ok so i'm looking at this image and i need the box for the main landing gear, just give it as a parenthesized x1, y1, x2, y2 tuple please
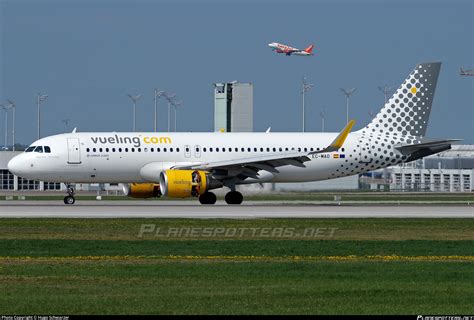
(199, 191, 217, 205)
(225, 191, 243, 205)
(198, 191, 244, 205)
(64, 184, 75, 205)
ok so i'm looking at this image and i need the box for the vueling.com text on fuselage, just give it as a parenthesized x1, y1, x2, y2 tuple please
(90, 135, 172, 148)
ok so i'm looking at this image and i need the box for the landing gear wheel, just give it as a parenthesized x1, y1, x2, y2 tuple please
(64, 196, 75, 205)
(225, 191, 243, 205)
(199, 192, 217, 205)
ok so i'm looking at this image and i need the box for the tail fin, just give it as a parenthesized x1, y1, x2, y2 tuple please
(363, 62, 441, 137)
(304, 44, 314, 54)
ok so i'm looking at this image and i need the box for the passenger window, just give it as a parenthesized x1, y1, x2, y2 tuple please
(241, 147, 244, 152)
(138, 148, 141, 152)
(118, 148, 122, 152)
(279, 147, 282, 152)
(25, 146, 35, 152)
(304, 147, 307, 152)
(216, 148, 219, 152)
(298, 147, 301, 152)
(222, 148, 225, 152)
(285, 147, 289, 151)
(203, 148, 207, 152)
(228, 148, 232, 152)
(260, 147, 263, 152)
(131, 148, 135, 152)
(272, 148, 276, 152)
(125, 148, 128, 152)
(106, 148, 109, 152)
(86, 148, 90, 153)
(310, 148, 314, 152)
(266, 147, 270, 152)
(177, 148, 180, 152)
(254, 147, 257, 152)
(99, 148, 103, 152)
(235, 148, 238, 152)
(151, 148, 154, 152)
(342, 148, 345, 152)
(247, 148, 251, 152)
(163, 148, 167, 152)
(34, 146, 43, 153)
(93, 148, 97, 152)
(210, 148, 213, 152)
(157, 148, 161, 152)
(170, 148, 174, 152)
(112, 148, 116, 152)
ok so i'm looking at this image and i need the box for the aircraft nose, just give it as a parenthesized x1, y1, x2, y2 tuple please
(8, 155, 26, 176)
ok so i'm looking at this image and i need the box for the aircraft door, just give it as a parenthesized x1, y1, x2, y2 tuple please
(184, 145, 191, 158)
(194, 145, 201, 158)
(67, 138, 82, 164)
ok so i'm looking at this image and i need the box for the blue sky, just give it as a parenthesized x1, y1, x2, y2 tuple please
(0, 0, 472, 145)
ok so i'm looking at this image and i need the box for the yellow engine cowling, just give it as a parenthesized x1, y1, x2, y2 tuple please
(159, 170, 209, 198)
(124, 183, 161, 198)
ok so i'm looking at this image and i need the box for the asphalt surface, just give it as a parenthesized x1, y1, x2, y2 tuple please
(0, 201, 472, 218)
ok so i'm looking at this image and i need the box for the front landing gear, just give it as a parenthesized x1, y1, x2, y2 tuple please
(225, 191, 243, 205)
(63, 184, 76, 205)
(199, 192, 217, 205)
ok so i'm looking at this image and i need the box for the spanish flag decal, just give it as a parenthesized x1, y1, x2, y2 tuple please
(333, 154, 340, 159)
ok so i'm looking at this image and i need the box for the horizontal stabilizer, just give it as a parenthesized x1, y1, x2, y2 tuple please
(395, 139, 461, 155)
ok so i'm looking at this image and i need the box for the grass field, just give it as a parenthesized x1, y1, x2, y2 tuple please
(0, 218, 473, 314)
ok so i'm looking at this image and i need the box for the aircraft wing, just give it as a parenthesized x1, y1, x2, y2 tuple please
(172, 121, 355, 181)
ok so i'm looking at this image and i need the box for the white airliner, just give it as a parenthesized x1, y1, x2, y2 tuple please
(8, 62, 458, 205)
(268, 42, 315, 56)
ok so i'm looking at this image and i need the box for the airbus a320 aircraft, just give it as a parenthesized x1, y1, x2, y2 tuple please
(268, 42, 315, 56)
(8, 62, 458, 205)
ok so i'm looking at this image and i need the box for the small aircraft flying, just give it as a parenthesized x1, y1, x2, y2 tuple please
(268, 42, 315, 56)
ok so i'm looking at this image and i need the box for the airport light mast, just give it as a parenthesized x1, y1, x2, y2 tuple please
(378, 85, 393, 104)
(62, 119, 71, 131)
(173, 100, 182, 132)
(164, 92, 176, 132)
(153, 89, 166, 132)
(1, 104, 10, 149)
(128, 94, 142, 132)
(340, 87, 356, 125)
(37, 93, 48, 139)
(302, 77, 314, 132)
(6, 100, 15, 151)
(319, 108, 325, 132)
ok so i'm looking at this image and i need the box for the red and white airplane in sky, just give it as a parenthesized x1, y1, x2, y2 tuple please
(268, 42, 315, 56)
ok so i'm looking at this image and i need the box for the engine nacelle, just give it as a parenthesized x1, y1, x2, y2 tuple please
(123, 183, 161, 199)
(159, 170, 211, 198)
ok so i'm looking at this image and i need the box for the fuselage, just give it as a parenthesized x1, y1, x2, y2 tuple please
(7, 130, 412, 185)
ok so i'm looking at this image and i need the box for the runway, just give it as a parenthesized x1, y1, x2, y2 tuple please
(0, 201, 472, 218)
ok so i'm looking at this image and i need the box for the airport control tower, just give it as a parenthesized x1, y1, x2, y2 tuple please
(214, 81, 253, 132)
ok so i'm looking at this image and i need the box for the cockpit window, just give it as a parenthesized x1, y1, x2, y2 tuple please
(44, 146, 51, 153)
(34, 146, 43, 153)
(25, 146, 35, 152)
